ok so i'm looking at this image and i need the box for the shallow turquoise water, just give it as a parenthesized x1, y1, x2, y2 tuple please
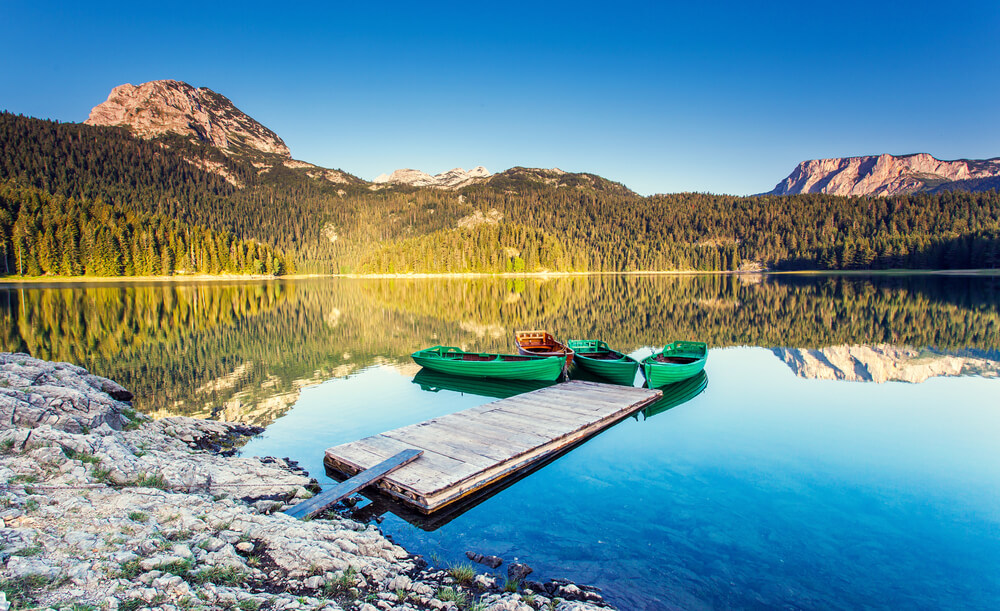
(3, 274, 998, 609)
(244, 347, 1000, 610)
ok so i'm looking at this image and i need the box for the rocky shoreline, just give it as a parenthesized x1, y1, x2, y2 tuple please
(0, 353, 612, 611)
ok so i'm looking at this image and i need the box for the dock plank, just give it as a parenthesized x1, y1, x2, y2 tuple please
(324, 380, 662, 512)
(382, 428, 506, 467)
(284, 449, 422, 519)
(426, 414, 550, 447)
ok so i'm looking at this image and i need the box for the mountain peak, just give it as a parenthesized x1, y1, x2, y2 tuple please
(85, 79, 290, 157)
(372, 166, 492, 189)
(769, 153, 1000, 196)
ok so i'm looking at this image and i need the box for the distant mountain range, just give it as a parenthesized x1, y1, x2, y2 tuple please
(373, 166, 492, 189)
(88, 79, 1000, 199)
(84, 79, 632, 195)
(769, 153, 1000, 197)
(2, 78, 998, 277)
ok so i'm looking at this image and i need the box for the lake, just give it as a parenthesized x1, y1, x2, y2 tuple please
(2, 274, 998, 609)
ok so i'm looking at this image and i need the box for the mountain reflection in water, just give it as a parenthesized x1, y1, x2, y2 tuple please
(0, 273, 997, 426)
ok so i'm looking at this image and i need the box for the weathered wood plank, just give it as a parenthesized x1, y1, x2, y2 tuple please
(425, 414, 550, 447)
(471, 409, 584, 437)
(324, 380, 663, 512)
(382, 428, 505, 468)
(334, 438, 457, 480)
(494, 395, 612, 416)
(285, 449, 422, 519)
(491, 396, 625, 422)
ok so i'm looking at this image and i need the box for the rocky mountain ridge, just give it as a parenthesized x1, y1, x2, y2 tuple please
(83, 79, 636, 195)
(86, 80, 291, 157)
(769, 153, 1000, 197)
(373, 166, 491, 189)
(81, 80, 994, 199)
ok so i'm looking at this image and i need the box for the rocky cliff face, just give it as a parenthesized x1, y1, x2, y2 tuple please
(773, 344, 1000, 384)
(373, 166, 491, 189)
(769, 153, 1000, 196)
(86, 80, 291, 157)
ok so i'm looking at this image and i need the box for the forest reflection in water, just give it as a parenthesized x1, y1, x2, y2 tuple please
(0, 273, 996, 426)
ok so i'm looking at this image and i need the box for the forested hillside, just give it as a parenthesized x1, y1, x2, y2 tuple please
(0, 182, 291, 276)
(1, 111, 998, 276)
(365, 188, 1000, 272)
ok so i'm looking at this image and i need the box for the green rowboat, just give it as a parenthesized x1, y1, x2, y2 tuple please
(567, 339, 639, 386)
(411, 346, 566, 382)
(640, 341, 708, 387)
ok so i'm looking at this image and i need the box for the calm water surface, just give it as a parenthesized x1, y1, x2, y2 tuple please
(2, 274, 998, 610)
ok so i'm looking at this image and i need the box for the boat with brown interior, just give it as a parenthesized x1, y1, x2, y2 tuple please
(514, 330, 575, 366)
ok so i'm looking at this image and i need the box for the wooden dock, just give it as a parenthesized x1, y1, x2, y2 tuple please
(324, 380, 662, 513)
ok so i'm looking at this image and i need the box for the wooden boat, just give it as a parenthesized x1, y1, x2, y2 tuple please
(412, 368, 553, 399)
(640, 341, 708, 387)
(411, 346, 566, 382)
(566, 339, 639, 386)
(514, 330, 575, 366)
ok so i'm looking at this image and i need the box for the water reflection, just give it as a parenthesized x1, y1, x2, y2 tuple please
(774, 344, 1000, 383)
(0, 274, 997, 426)
(640, 371, 709, 420)
(412, 368, 554, 399)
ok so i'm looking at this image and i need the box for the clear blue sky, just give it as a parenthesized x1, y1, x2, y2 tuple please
(2, 1, 998, 195)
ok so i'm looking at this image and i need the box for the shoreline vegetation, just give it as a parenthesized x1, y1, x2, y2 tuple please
(0, 353, 610, 610)
(1, 268, 998, 285)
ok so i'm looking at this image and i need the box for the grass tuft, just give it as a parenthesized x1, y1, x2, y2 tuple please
(117, 599, 146, 611)
(448, 562, 476, 585)
(189, 565, 247, 586)
(0, 574, 51, 607)
(321, 566, 357, 597)
(436, 586, 468, 605)
(118, 559, 142, 580)
(91, 465, 112, 483)
(63, 447, 101, 464)
(132, 473, 167, 489)
(158, 558, 196, 577)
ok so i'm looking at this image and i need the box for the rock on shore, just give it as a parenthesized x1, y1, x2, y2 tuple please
(0, 353, 611, 610)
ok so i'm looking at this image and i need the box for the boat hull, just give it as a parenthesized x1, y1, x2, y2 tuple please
(411, 346, 566, 382)
(576, 355, 640, 385)
(568, 339, 639, 386)
(641, 341, 708, 387)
